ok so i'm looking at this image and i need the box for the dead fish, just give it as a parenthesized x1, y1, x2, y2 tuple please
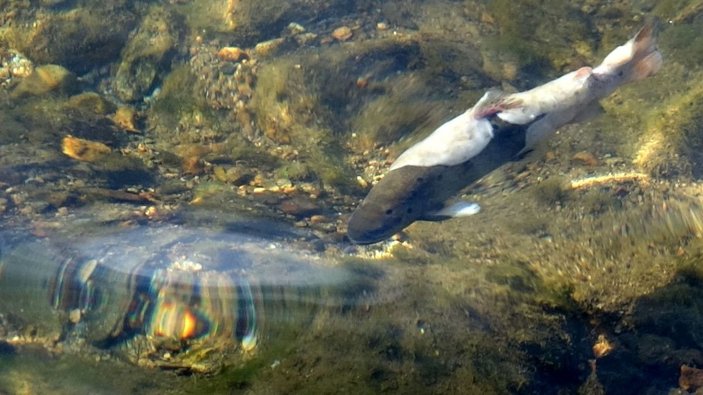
(497, 20, 662, 155)
(347, 21, 662, 245)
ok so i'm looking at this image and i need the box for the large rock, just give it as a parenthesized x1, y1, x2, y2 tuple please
(112, 7, 182, 102)
(2, 6, 137, 74)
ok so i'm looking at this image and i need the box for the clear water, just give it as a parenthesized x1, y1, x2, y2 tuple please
(1, 1, 703, 394)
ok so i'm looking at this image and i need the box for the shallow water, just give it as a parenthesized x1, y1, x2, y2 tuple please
(1, 0, 703, 394)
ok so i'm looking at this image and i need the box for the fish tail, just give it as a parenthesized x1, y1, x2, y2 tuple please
(630, 50, 663, 81)
(631, 19, 658, 60)
(594, 18, 662, 80)
(626, 19, 663, 81)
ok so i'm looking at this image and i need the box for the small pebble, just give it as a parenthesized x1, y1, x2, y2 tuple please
(112, 106, 139, 132)
(217, 46, 248, 62)
(69, 309, 81, 324)
(254, 38, 285, 56)
(287, 22, 306, 34)
(309, 214, 327, 224)
(332, 26, 353, 41)
(61, 135, 111, 162)
(572, 151, 599, 166)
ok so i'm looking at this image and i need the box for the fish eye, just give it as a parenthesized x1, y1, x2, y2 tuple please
(385, 209, 393, 215)
(406, 207, 413, 214)
(416, 177, 424, 183)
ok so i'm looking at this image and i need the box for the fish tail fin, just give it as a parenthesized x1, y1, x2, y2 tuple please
(626, 19, 663, 81)
(630, 50, 663, 81)
(632, 19, 658, 59)
(594, 18, 662, 80)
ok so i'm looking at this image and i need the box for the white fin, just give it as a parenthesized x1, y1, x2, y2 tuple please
(422, 201, 480, 221)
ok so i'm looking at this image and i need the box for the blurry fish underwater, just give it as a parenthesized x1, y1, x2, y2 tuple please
(347, 21, 663, 245)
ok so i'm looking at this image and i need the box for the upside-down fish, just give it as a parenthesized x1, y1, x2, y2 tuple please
(347, 21, 663, 245)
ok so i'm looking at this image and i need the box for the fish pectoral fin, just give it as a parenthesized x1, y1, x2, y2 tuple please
(513, 147, 534, 161)
(420, 201, 481, 221)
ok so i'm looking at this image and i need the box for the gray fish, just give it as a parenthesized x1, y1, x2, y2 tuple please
(347, 117, 527, 244)
(347, 21, 662, 245)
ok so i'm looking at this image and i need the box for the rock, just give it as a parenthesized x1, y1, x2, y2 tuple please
(217, 46, 249, 62)
(4, 6, 137, 74)
(572, 151, 599, 166)
(193, 0, 354, 47)
(287, 22, 306, 34)
(67, 92, 117, 115)
(112, 7, 181, 102)
(254, 38, 286, 57)
(278, 194, 322, 218)
(680, 365, 703, 392)
(68, 308, 81, 324)
(309, 214, 327, 224)
(61, 135, 112, 162)
(181, 156, 203, 175)
(0, 49, 34, 86)
(331, 26, 353, 41)
(226, 167, 255, 186)
(97, 154, 154, 188)
(12, 64, 77, 98)
(112, 106, 140, 132)
(592, 334, 614, 358)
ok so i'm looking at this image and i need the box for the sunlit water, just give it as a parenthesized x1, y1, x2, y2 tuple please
(1, 1, 703, 394)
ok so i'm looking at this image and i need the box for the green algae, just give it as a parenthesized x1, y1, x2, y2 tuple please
(484, 0, 592, 78)
(251, 55, 360, 192)
(0, 6, 137, 74)
(66, 92, 117, 116)
(660, 21, 703, 69)
(652, 0, 696, 20)
(11, 64, 77, 99)
(112, 6, 182, 102)
(150, 65, 211, 130)
(532, 176, 571, 206)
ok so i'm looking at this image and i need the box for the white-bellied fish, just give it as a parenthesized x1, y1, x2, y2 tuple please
(347, 21, 662, 245)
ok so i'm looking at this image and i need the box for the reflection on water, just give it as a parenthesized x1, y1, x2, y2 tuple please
(0, 0, 703, 393)
(0, 225, 363, 374)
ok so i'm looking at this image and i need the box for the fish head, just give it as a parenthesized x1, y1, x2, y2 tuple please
(347, 165, 450, 244)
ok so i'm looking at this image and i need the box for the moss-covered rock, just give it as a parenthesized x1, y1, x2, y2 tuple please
(1, 6, 137, 73)
(176, 0, 356, 46)
(482, 0, 594, 83)
(148, 64, 213, 132)
(112, 6, 182, 102)
(66, 92, 117, 115)
(11, 64, 77, 98)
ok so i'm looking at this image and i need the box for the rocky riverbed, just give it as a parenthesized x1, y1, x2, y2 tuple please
(1, 0, 703, 393)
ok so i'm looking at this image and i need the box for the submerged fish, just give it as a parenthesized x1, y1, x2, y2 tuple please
(347, 21, 663, 245)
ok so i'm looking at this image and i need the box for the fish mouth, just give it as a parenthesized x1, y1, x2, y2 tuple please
(347, 209, 406, 245)
(346, 219, 392, 245)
